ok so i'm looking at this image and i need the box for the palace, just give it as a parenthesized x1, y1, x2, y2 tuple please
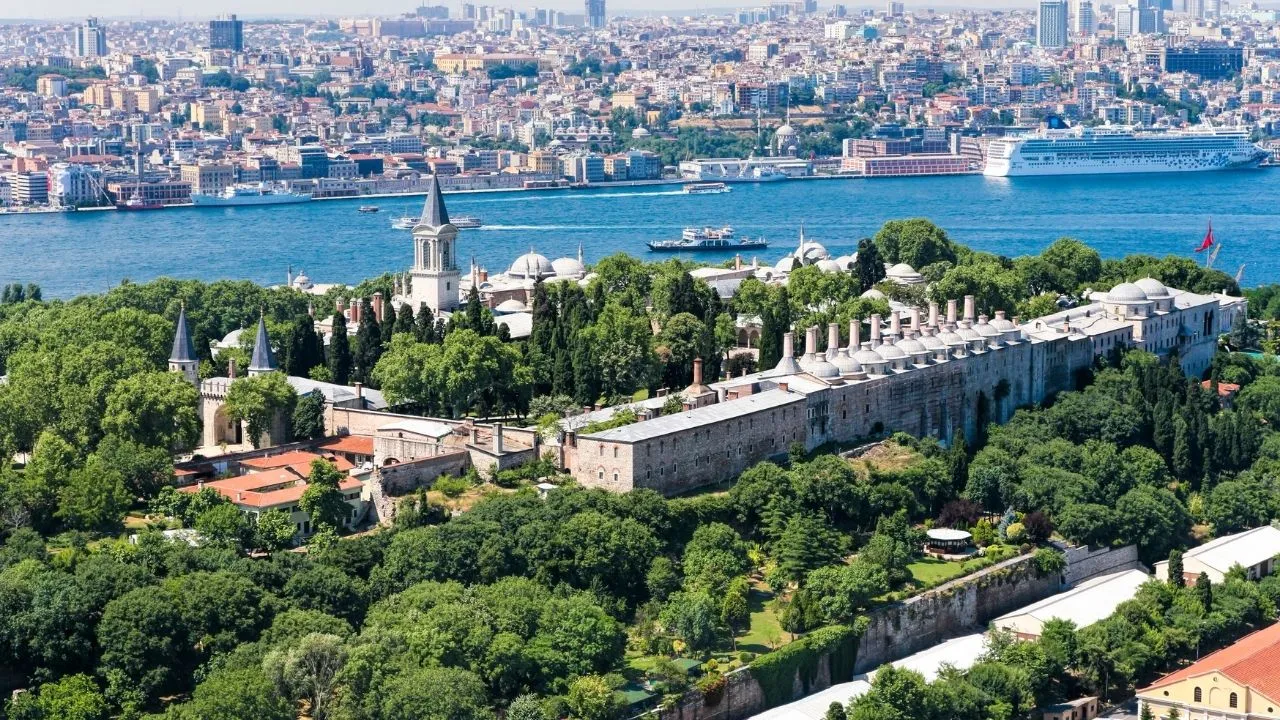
(563, 281, 1245, 496)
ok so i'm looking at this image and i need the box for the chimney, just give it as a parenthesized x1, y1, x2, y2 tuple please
(804, 326, 819, 357)
(827, 323, 840, 358)
(692, 357, 704, 386)
(197, 480, 204, 490)
(354, 382, 363, 399)
(911, 308, 921, 334)
(782, 331, 795, 360)
(963, 295, 976, 322)
(889, 311, 901, 337)
(928, 301, 939, 327)
(372, 292, 384, 323)
(870, 314, 882, 343)
(335, 298, 345, 313)
(734, 254, 742, 270)
(946, 299, 958, 326)
(493, 423, 504, 454)
(479, 269, 488, 282)
(849, 319, 861, 351)
(228, 357, 237, 379)
(350, 300, 360, 324)
(778, 382, 789, 393)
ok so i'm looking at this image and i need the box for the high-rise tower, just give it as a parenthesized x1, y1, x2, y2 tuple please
(408, 176, 460, 315)
(1037, 0, 1068, 48)
(586, 0, 606, 28)
(75, 17, 108, 58)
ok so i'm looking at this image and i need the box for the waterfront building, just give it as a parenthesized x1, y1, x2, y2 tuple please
(8, 171, 48, 206)
(180, 162, 235, 196)
(74, 17, 107, 58)
(49, 163, 104, 207)
(209, 15, 244, 51)
(564, 278, 1244, 496)
(1037, 0, 1069, 48)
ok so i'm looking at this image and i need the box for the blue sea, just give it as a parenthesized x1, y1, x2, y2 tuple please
(4, 170, 1279, 299)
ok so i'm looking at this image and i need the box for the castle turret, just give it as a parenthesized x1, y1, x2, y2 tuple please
(168, 303, 199, 385)
(247, 313, 277, 376)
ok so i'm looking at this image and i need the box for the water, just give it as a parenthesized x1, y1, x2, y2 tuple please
(4, 170, 1279, 299)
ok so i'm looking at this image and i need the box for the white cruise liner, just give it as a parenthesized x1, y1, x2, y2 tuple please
(192, 184, 313, 206)
(983, 125, 1268, 177)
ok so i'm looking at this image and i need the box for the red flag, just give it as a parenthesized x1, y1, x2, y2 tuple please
(1195, 220, 1215, 253)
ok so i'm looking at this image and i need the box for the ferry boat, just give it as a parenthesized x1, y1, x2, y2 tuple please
(392, 214, 482, 229)
(683, 182, 731, 195)
(117, 191, 163, 211)
(192, 184, 313, 207)
(984, 123, 1269, 177)
(358, 205, 380, 213)
(648, 226, 769, 252)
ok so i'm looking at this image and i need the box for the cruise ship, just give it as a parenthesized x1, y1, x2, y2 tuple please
(192, 184, 313, 206)
(984, 125, 1268, 177)
(682, 159, 789, 183)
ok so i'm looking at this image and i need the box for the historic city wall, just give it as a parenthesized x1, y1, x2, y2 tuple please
(377, 451, 468, 495)
(1063, 544, 1143, 586)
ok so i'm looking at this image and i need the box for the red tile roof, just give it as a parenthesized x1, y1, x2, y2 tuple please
(317, 435, 375, 456)
(1141, 622, 1280, 705)
(240, 450, 354, 472)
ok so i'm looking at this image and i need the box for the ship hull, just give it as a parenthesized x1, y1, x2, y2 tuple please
(985, 155, 1266, 177)
(647, 242, 769, 252)
(192, 193, 313, 206)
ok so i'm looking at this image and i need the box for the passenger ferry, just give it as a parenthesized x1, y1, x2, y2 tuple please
(683, 182, 731, 195)
(358, 205, 380, 213)
(392, 214, 482, 229)
(984, 123, 1268, 177)
(192, 184, 313, 207)
(648, 226, 769, 252)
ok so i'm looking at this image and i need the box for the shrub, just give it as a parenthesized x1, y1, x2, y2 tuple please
(434, 474, 470, 498)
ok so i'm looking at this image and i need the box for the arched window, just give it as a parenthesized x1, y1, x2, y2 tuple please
(1230, 693, 1238, 709)
(1194, 687, 1202, 703)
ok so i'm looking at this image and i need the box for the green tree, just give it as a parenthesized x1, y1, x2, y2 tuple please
(1196, 572, 1213, 610)
(773, 514, 844, 586)
(292, 389, 327, 441)
(353, 299, 383, 384)
(101, 371, 200, 449)
(856, 237, 887, 292)
(873, 219, 957, 269)
(300, 459, 350, 533)
(327, 313, 353, 385)
(1167, 549, 1185, 587)
(195, 502, 248, 549)
(97, 587, 187, 704)
(56, 455, 130, 533)
(508, 694, 549, 720)
(682, 522, 752, 594)
(224, 372, 297, 448)
(566, 674, 623, 720)
(8, 673, 108, 720)
(376, 666, 495, 720)
(254, 508, 297, 551)
(264, 632, 347, 720)
(1116, 486, 1191, 564)
(804, 560, 889, 624)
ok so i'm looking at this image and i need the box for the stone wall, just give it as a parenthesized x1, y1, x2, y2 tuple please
(377, 451, 469, 495)
(1063, 544, 1142, 586)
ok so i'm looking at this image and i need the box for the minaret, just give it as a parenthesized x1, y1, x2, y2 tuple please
(168, 303, 199, 385)
(408, 175, 460, 315)
(247, 312, 277, 376)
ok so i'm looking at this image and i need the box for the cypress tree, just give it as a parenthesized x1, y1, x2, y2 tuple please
(327, 313, 352, 385)
(1172, 415, 1192, 481)
(381, 301, 397, 347)
(571, 336, 600, 407)
(394, 302, 415, 336)
(1196, 572, 1213, 611)
(354, 299, 382, 383)
(855, 238, 886, 292)
(1168, 549, 1185, 587)
(464, 286, 484, 332)
(415, 303, 435, 343)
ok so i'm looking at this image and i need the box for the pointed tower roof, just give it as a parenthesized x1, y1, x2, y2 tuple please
(415, 174, 450, 228)
(248, 313, 277, 373)
(169, 303, 197, 363)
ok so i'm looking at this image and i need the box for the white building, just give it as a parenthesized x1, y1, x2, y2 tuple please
(1154, 526, 1280, 585)
(991, 569, 1149, 640)
(1038, 0, 1069, 48)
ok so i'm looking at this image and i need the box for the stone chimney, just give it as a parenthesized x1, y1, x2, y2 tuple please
(910, 308, 921, 334)
(946, 299, 957, 326)
(804, 326, 819, 358)
(928, 301, 939, 328)
(849, 319, 861, 351)
(827, 323, 840, 359)
(354, 382, 363, 399)
(963, 295, 976, 322)
(493, 423, 504, 454)
(350, 300, 361, 324)
(734, 254, 742, 271)
(783, 331, 795, 360)
(692, 357, 704, 386)
(889, 311, 901, 337)
(778, 382, 789, 393)
(479, 269, 489, 282)
(372, 292, 384, 323)
(870, 314, 882, 343)
(228, 357, 237, 379)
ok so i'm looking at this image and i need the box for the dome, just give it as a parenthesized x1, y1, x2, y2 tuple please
(989, 314, 1017, 332)
(632, 126, 651, 137)
(1135, 277, 1170, 298)
(860, 288, 887, 300)
(853, 346, 885, 366)
(494, 299, 528, 314)
(896, 336, 927, 354)
(937, 329, 966, 346)
(876, 341, 907, 360)
(833, 255, 855, 270)
(510, 252, 554, 278)
(973, 320, 1001, 338)
(794, 241, 830, 263)
(1107, 282, 1148, 303)
(918, 332, 946, 351)
(886, 263, 917, 278)
(551, 257, 586, 277)
(776, 123, 795, 137)
(957, 325, 982, 341)
(798, 353, 840, 379)
(830, 349, 863, 375)
(774, 255, 801, 273)
(816, 259, 842, 274)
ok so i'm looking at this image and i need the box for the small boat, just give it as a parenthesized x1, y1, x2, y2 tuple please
(117, 191, 163, 211)
(649, 226, 768, 252)
(683, 182, 731, 195)
(358, 205, 379, 213)
(391, 216, 417, 229)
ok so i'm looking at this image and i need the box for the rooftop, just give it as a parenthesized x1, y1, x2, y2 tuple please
(580, 388, 801, 443)
(992, 569, 1149, 633)
(1141, 621, 1280, 704)
(1180, 525, 1280, 574)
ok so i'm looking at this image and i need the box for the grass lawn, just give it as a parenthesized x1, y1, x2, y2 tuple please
(737, 586, 786, 655)
(907, 557, 969, 586)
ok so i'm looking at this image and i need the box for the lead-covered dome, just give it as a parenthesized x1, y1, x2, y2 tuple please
(510, 252, 554, 278)
(1135, 277, 1170, 299)
(1107, 282, 1148, 303)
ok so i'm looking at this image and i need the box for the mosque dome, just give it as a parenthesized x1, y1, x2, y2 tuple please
(918, 331, 946, 351)
(937, 329, 966, 346)
(973, 319, 1001, 339)
(957, 324, 983, 341)
(510, 251, 554, 278)
(552, 257, 586, 277)
(494, 299, 528, 314)
(989, 314, 1017, 332)
(860, 288, 887, 301)
(886, 263, 917, 278)
(794, 241, 830, 264)
(1107, 282, 1149, 303)
(833, 255, 856, 271)
(816, 258, 842, 274)
(776, 123, 796, 138)
(774, 255, 802, 273)
(632, 126, 651, 137)
(896, 336, 927, 355)
(1135, 277, 1170, 299)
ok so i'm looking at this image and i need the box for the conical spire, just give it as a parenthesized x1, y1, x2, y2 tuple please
(247, 312, 277, 374)
(416, 174, 450, 228)
(169, 303, 197, 363)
